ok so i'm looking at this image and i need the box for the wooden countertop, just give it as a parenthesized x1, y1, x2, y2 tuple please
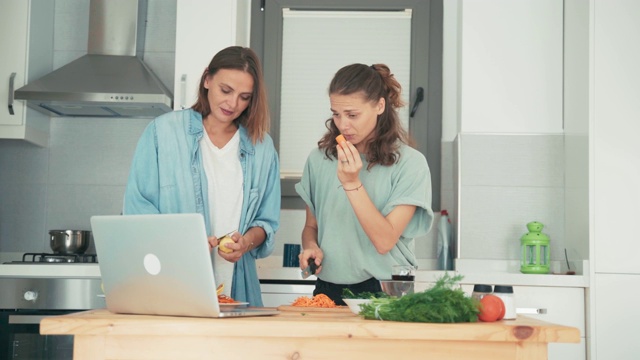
(41, 308, 579, 360)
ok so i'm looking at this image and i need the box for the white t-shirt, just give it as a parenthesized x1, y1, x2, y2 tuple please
(200, 130, 243, 296)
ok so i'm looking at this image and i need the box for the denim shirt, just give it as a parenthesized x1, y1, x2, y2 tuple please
(123, 109, 281, 306)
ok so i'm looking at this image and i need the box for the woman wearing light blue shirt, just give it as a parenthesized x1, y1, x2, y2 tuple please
(296, 63, 433, 305)
(124, 46, 280, 306)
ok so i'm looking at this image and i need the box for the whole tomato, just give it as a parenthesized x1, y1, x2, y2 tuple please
(478, 294, 505, 322)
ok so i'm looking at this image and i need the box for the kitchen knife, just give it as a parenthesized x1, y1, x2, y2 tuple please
(218, 230, 237, 239)
(301, 259, 319, 279)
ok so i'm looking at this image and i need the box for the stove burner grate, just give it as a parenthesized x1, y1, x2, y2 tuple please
(20, 252, 98, 264)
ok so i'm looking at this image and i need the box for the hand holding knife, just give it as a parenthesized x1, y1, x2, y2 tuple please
(301, 258, 319, 279)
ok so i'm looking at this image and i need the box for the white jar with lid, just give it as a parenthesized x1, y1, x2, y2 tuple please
(493, 285, 516, 320)
(471, 284, 492, 302)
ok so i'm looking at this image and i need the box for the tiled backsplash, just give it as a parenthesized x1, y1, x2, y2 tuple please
(0, 123, 440, 259)
(0, 118, 151, 253)
(456, 133, 566, 261)
(0, 135, 566, 263)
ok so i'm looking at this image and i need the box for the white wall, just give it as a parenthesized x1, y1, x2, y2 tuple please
(0, 0, 588, 271)
(0, 0, 440, 262)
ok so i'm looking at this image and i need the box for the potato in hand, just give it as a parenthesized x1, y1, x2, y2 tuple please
(218, 236, 234, 253)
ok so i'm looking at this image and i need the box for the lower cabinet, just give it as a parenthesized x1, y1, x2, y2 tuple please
(260, 282, 314, 308)
(461, 284, 586, 360)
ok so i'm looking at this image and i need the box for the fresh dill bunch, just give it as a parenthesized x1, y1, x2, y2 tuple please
(360, 273, 479, 323)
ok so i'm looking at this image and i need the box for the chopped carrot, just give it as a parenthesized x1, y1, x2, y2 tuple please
(335, 134, 346, 145)
(218, 294, 237, 303)
(291, 294, 337, 308)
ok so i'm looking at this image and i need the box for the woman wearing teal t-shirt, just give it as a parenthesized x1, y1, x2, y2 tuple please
(295, 63, 434, 305)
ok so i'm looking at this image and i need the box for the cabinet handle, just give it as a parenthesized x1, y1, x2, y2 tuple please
(8, 72, 16, 115)
(409, 86, 424, 118)
(516, 307, 547, 315)
(180, 74, 187, 109)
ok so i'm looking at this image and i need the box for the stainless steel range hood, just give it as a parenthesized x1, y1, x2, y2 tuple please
(14, 0, 173, 118)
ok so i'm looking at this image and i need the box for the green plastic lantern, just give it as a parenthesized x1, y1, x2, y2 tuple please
(520, 221, 550, 274)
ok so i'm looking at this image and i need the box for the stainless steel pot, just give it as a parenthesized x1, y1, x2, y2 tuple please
(49, 230, 91, 255)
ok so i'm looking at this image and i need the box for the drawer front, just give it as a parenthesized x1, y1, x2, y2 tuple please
(461, 284, 585, 333)
(260, 283, 314, 307)
(512, 286, 585, 334)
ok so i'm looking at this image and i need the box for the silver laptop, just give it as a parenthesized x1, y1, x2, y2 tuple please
(91, 213, 279, 318)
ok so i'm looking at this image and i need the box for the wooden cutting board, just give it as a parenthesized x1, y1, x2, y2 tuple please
(277, 305, 354, 314)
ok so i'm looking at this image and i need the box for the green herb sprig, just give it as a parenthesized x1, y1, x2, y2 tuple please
(360, 273, 480, 323)
(342, 288, 390, 300)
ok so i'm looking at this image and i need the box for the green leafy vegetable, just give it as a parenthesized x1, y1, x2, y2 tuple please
(360, 273, 480, 323)
(342, 288, 390, 300)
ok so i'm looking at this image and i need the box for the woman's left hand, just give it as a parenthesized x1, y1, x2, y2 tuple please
(217, 231, 249, 263)
(336, 140, 362, 186)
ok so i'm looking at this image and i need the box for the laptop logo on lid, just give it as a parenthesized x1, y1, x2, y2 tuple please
(143, 254, 161, 275)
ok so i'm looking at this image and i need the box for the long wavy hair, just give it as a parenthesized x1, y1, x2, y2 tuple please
(191, 46, 270, 144)
(318, 63, 414, 169)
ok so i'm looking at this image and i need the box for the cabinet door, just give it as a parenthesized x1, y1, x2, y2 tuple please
(461, 284, 586, 360)
(594, 273, 640, 360)
(592, 0, 640, 274)
(459, 0, 563, 133)
(174, 1, 240, 110)
(1, 0, 29, 126)
(514, 286, 585, 360)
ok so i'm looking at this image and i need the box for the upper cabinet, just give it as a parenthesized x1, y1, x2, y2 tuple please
(0, 0, 52, 146)
(455, 0, 563, 134)
(173, 1, 250, 110)
(592, 0, 640, 274)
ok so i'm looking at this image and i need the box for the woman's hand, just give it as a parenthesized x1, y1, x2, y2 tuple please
(336, 140, 362, 188)
(299, 247, 324, 275)
(207, 236, 219, 251)
(216, 231, 249, 263)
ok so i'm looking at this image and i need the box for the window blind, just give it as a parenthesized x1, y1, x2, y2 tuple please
(279, 9, 412, 175)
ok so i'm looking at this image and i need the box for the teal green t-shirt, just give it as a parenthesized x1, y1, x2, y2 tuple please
(295, 144, 434, 284)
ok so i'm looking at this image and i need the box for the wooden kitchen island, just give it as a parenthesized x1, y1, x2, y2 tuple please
(40, 308, 579, 359)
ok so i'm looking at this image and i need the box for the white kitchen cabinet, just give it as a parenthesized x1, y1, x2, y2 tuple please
(593, 273, 640, 360)
(260, 282, 314, 307)
(0, 0, 51, 146)
(592, 0, 640, 275)
(588, 1, 640, 358)
(461, 284, 586, 360)
(173, 1, 250, 110)
(513, 285, 585, 360)
(457, 0, 563, 134)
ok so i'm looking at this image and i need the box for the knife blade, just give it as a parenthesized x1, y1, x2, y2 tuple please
(301, 259, 318, 279)
(218, 230, 237, 239)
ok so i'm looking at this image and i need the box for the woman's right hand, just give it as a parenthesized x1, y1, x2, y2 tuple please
(299, 247, 324, 275)
(336, 140, 362, 187)
(207, 236, 219, 252)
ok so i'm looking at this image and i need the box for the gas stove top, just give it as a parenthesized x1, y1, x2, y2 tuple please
(0, 253, 101, 279)
(5, 252, 98, 264)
